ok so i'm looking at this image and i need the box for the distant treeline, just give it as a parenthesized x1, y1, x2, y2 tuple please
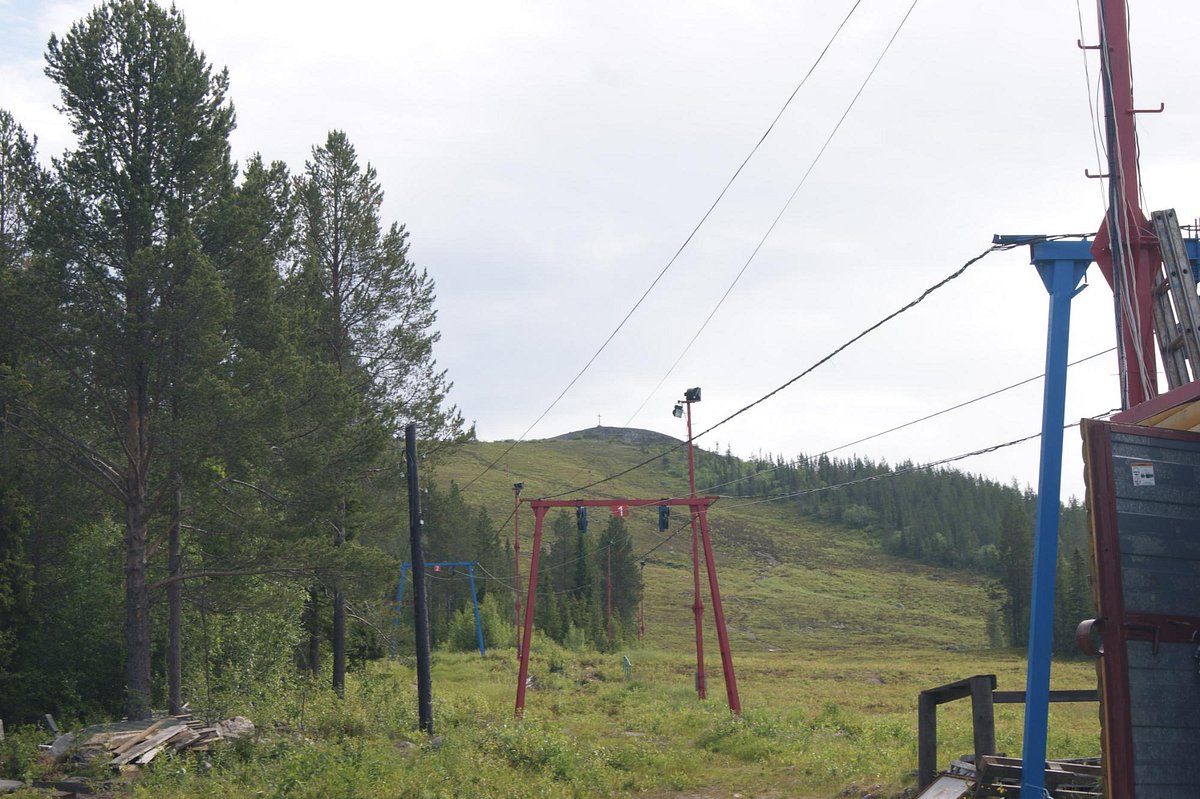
(686, 446, 1095, 654)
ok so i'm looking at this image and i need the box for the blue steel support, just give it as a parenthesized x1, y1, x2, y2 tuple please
(467, 564, 486, 656)
(1019, 240, 1091, 799)
(395, 561, 486, 657)
(1186, 238, 1200, 280)
(392, 564, 411, 658)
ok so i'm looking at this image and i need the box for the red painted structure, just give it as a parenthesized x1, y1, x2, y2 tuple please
(683, 395, 707, 700)
(513, 496, 741, 717)
(1090, 0, 1164, 408)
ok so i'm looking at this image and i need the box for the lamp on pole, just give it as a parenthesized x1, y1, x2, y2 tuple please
(513, 481, 524, 659)
(675, 387, 706, 699)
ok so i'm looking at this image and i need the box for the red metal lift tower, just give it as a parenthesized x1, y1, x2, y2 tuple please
(512, 495, 741, 717)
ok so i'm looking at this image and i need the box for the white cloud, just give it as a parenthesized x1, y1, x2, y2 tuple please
(5, 0, 1199, 500)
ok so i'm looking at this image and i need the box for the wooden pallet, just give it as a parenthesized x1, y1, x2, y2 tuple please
(976, 755, 1101, 797)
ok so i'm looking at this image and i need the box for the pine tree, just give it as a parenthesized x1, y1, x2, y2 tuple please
(291, 130, 462, 693)
(11, 0, 237, 717)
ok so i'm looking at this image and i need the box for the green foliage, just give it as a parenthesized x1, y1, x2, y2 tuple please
(1, 516, 124, 723)
(0, 725, 49, 782)
(446, 593, 514, 653)
(181, 579, 308, 717)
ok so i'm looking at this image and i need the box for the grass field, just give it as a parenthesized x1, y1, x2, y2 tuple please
(8, 433, 1101, 797)
(116, 644, 1098, 799)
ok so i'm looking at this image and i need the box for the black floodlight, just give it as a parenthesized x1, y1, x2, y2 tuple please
(576, 506, 588, 532)
(513, 481, 524, 494)
(672, 403, 684, 418)
(685, 387, 701, 403)
(658, 504, 670, 531)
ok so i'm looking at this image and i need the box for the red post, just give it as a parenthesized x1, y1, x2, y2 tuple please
(685, 398, 707, 699)
(606, 543, 613, 641)
(1090, 0, 1159, 408)
(637, 561, 645, 640)
(513, 496, 737, 716)
(514, 505, 546, 716)
(697, 506, 741, 715)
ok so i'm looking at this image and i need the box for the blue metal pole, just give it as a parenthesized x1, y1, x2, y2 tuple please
(468, 564, 486, 656)
(392, 563, 410, 659)
(1020, 242, 1089, 799)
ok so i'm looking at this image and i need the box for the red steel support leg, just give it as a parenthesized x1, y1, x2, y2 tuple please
(697, 506, 740, 715)
(514, 506, 547, 716)
(691, 508, 707, 699)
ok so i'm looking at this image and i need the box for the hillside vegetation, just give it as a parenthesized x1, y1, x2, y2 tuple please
(0, 427, 1101, 799)
(434, 428, 1088, 656)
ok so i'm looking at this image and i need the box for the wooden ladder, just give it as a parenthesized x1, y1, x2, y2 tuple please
(1150, 208, 1200, 389)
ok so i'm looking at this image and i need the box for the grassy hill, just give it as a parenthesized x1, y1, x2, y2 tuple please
(434, 427, 1001, 655)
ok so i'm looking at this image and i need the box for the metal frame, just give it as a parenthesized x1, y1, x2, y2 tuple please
(395, 561, 486, 656)
(1080, 420, 1200, 798)
(513, 496, 741, 717)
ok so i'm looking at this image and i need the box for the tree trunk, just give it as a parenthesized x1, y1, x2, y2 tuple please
(332, 586, 345, 695)
(332, 500, 347, 696)
(167, 481, 183, 714)
(124, 461, 152, 719)
(305, 587, 320, 675)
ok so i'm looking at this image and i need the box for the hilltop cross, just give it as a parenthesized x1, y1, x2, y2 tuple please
(597, 414, 601, 427)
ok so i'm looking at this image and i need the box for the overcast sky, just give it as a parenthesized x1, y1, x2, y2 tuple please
(4, 0, 1200, 502)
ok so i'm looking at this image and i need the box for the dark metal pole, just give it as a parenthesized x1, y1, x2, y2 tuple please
(686, 399, 706, 699)
(406, 423, 433, 734)
(513, 483, 523, 659)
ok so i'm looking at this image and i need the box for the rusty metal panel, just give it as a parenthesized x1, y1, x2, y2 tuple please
(1084, 421, 1200, 798)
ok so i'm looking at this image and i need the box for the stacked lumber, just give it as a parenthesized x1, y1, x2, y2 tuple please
(976, 755, 1101, 797)
(85, 715, 223, 768)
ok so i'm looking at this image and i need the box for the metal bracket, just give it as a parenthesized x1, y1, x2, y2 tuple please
(1128, 103, 1165, 114)
(1076, 39, 1101, 50)
(1085, 168, 1110, 179)
(1076, 618, 1104, 657)
(1124, 621, 1162, 654)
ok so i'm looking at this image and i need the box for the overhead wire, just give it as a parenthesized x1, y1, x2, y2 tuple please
(698, 346, 1116, 494)
(547, 239, 1015, 499)
(459, 0, 868, 492)
(623, 0, 923, 428)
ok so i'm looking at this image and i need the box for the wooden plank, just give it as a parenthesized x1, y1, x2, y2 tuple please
(1154, 209, 1200, 375)
(135, 743, 168, 765)
(1150, 270, 1190, 388)
(111, 718, 170, 756)
(991, 689, 1097, 704)
(978, 756, 1100, 786)
(917, 692, 938, 789)
(969, 675, 996, 767)
(170, 730, 201, 751)
(1150, 400, 1200, 431)
(111, 724, 188, 766)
